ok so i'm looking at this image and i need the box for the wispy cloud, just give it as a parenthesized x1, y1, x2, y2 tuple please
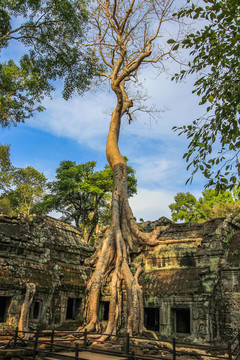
(129, 188, 174, 221)
(24, 67, 207, 222)
(28, 64, 200, 151)
(29, 91, 115, 152)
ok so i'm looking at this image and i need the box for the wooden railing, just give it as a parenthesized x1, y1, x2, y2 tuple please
(1, 328, 240, 360)
(228, 332, 240, 360)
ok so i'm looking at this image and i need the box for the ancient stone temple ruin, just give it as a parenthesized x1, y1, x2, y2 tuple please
(0, 214, 239, 344)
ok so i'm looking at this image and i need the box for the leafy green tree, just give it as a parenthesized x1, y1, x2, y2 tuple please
(0, 144, 13, 191)
(0, 195, 14, 216)
(169, 189, 240, 223)
(173, 0, 240, 191)
(34, 158, 137, 243)
(0, 144, 47, 216)
(169, 192, 197, 223)
(0, 144, 15, 215)
(0, 0, 94, 126)
(12, 166, 47, 216)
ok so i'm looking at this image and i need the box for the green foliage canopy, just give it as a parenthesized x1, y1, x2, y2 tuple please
(169, 188, 240, 223)
(34, 158, 137, 243)
(0, 143, 13, 192)
(0, 144, 47, 216)
(169, 192, 198, 223)
(12, 166, 47, 216)
(173, 0, 240, 191)
(0, 0, 94, 126)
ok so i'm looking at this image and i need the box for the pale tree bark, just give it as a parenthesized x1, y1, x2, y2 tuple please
(18, 283, 36, 340)
(77, 0, 184, 338)
(80, 81, 162, 338)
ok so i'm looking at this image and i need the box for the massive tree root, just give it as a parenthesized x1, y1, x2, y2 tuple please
(18, 283, 36, 340)
(79, 163, 161, 339)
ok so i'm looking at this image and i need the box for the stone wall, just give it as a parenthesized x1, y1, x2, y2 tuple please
(136, 216, 240, 343)
(0, 214, 239, 344)
(0, 214, 94, 331)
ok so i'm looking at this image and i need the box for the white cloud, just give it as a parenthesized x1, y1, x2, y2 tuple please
(132, 155, 182, 189)
(129, 184, 205, 222)
(125, 71, 201, 139)
(28, 63, 201, 152)
(129, 187, 174, 221)
(26, 59, 208, 202)
(29, 92, 114, 151)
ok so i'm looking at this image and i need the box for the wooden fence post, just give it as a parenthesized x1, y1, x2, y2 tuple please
(228, 343, 232, 360)
(33, 330, 39, 360)
(75, 343, 79, 360)
(83, 328, 87, 348)
(14, 327, 18, 347)
(125, 333, 130, 354)
(130, 350, 135, 360)
(172, 337, 176, 360)
(50, 329, 55, 352)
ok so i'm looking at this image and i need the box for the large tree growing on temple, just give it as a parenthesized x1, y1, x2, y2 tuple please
(80, 0, 183, 337)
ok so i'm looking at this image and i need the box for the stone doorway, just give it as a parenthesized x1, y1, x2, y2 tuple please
(144, 307, 160, 331)
(30, 301, 41, 321)
(100, 301, 110, 321)
(172, 308, 191, 334)
(66, 298, 81, 320)
(0, 296, 11, 323)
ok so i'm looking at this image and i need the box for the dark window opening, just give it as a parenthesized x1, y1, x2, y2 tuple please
(100, 301, 109, 321)
(0, 296, 11, 323)
(31, 301, 41, 320)
(66, 298, 81, 320)
(173, 308, 190, 334)
(144, 307, 160, 331)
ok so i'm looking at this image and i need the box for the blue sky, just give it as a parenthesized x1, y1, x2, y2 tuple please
(1, 9, 208, 222)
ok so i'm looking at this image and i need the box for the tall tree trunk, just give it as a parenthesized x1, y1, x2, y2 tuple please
(80, 83, 160, 338)
(84, 211, 99, 243)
